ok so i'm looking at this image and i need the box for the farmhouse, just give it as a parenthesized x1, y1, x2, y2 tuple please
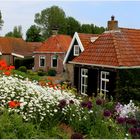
(34, 31, 72, 73)
(64, 16, 140, 99)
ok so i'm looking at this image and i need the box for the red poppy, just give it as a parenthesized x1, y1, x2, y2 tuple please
(0, 60, 7, 68)
(4, 71, 11, 76)
(6, 65, 15, 70)
(8, 101, 20, 108)
(9, 65, 15, 70)
(48, 82, 52, 85)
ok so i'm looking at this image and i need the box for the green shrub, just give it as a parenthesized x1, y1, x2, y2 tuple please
(18, 66, 27, 73)
(0, 109, 37, 139)
(37, 69, 46, 76)
(47, 68, 57, 76)
(115, 69, 140, 104)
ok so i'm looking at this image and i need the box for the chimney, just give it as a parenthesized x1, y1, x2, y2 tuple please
(51, 26, 59, 36)
(107, 15, 118, 30)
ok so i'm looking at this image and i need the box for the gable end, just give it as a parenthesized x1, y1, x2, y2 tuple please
(63, 32, 84, 64)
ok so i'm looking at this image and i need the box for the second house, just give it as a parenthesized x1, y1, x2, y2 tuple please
(33, 33, 72, 73)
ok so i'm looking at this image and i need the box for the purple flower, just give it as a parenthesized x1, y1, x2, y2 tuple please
(137, 128, 140, 135)
(103, 110, 111, 117)
(87, 101, 93, 110)
(71, 132, 83, 139)
(115, 102, 123, 112)
(126, 118, 137, 125)
(58, 99, 67, 108)
(131, 118, 137, 125)
(116, 117, 126, 124)
(81, 101, 87, 108)
(69, 100, 74, 104)
(126, 118, 132, 124)
(129, 127, 137, 136)
(96, 99, 102, 105)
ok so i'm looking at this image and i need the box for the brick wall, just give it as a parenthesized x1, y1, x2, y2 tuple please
(34, 53, 65, 74)
(65, 63, 74, 86)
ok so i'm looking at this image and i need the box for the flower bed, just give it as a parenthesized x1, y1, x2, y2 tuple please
(0, 60, 140, 139)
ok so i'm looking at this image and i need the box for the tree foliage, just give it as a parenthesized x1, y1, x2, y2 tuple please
(66, 16, 81, 36)
(26, 25, 43, 42)
(80, 24, 105, 34)
(34, 5, 66, 39)
(34, 5, 105, 39)
(5, 26, 23, 38)
(115, 69, 140, 104)
(0, 10, 4, 30)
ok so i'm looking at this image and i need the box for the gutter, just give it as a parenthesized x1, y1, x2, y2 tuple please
(11, 53, 24, 58)
(69, 61, 140, 69)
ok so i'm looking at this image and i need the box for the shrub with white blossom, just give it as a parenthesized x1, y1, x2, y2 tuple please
(0, 74, 81, 122)
(115, 100, 139, 118)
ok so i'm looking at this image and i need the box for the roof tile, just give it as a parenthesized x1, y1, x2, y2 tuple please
(35, 35, 72, 53)
(72, 28, 140, 67)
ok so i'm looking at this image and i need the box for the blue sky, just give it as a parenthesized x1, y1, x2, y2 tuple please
(0, 0, 140, 38)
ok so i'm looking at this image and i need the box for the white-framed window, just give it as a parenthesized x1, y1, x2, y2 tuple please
(51, 55, 58, 68)
(39, 56, 45, 67)
(100, 71, 109, 99)
(74, 45, 79, 56)
(81, 68, 88, 95)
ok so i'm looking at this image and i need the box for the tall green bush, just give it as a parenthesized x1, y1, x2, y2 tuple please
(115, 69, 140, 104)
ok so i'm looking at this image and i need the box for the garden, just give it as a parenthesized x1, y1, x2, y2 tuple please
(0, 60, 140, 139)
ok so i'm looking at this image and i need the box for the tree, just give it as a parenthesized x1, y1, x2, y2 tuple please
(80, 24, 92, 33)
(5, 25, 23, 38)
(80, 24, 105, 34)
(66, 17, 81, 36)
(34, 5, 66, 39)
(26, 25, 43, 42)
(5, 32, 13, 37)
(0, 10, 4, 30)
(91, 24, 105, 34)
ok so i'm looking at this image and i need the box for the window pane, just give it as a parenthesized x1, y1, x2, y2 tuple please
(81, 85, 84, 93)
(85, 85, 87, 93)
(74, 45, 79, 55)
(82, 77, 84, 85)
(85, 77, 88, 85)
(53, 58, 57, 67)
(40, 57, 45, 67)
(41, 59, 44, 66)
(81, 68, 88, 94)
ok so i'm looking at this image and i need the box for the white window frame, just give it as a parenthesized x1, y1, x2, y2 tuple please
(81, 68, 88, 95)
(51, 55, 58, 68)
(39, 56, 45, 67)
(100, 71, 109, 99)
(74, 45, 79, 56)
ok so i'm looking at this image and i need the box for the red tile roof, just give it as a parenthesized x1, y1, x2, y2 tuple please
(34, 35, 72, 53)
(72, 28, 140, 67)
(27, 42, 42, 53)
(78, 33, 99, 48)
(0, 37, 33, 56)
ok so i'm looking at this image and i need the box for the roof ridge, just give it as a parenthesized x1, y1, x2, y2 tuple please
(119, 27, 140, 31)
(112, 33, 122, 66)
(55, 36, 64, 51)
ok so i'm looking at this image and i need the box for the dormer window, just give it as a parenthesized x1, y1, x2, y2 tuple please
(74, 45, 79, 56)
